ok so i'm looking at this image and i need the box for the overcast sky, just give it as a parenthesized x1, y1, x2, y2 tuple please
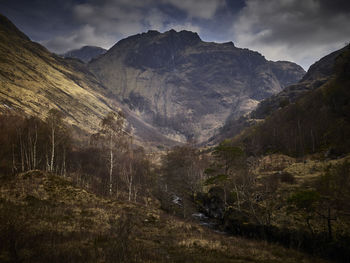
(1, 0, 349, 69)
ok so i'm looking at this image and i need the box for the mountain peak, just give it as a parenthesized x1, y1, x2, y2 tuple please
(0, 14, 30, 41)
(146, 29, 161, 35)
(105, 28, 203, 70)
(163, 28, 201, 42)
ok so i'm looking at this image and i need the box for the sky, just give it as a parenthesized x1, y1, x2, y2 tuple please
(0, 0, 349, 70)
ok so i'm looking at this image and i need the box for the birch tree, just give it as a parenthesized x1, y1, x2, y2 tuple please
(46, 109, 65, 173)
(100, 111, 126, 196)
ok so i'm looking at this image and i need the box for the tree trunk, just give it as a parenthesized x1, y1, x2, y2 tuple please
(19, 132, 24, 172)
(133, 186, 138, 202)
(327, 207, 333, 241)
(224, 188, 227, 206)
(126, 160, 133, 202)
(12, 144, 17, 174)
(109, 134, 113, 196)
(310, 129, 315, 153)
(33, 124, 37, 169)
(306, 217, 314, 235)
(28, 130, 32, 170)
(50, 124, 55, 172)
(62, 147, 66, 177)
(24, 141, 29, 171)
(46, 149, 49, 171)
(128, 176, 133, 201)
(234, 184, 241, 211)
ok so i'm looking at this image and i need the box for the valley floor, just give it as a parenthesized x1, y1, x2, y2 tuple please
(0, 170, 329, 263)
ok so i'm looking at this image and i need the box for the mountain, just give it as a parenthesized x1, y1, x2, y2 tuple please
(0, 14, 110, 134)
(88, 29, 305, 143)
(62, 45, 107, 63)
(235, 44, 350, 157)
(210, 44, 350, 145)
(0, 14, 178, 148)
(251, 45, 349, 119)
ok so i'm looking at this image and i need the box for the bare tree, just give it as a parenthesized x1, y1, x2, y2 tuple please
(100, 111, 126, 196)
(45, 109, 65, 173)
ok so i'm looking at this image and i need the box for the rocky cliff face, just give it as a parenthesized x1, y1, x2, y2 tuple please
(62, 46, 107, 63)
(89, 29, 305, 143)
(251, 45, 349, 119)
(209, 44, 350, 145)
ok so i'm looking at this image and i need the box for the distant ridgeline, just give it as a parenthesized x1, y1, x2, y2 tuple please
(62, 46, 107, 63)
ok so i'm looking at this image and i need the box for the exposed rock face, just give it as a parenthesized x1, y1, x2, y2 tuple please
(301, 46, 348, 82)
(62, 46, 107, 63)
(89, 29, 305, 143)
(209, 44, 350, 145)
(251, 45, 349, 119)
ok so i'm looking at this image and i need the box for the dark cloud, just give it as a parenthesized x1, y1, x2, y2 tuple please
(45, 0, 227, 52)
(226, 0, 246, 14)
(0, 0, 233, 53)
(233, 0, 350, 69)
(0, 0, 79, 41)
(319, 0, 350, 13)
(0, 0, 348, 68)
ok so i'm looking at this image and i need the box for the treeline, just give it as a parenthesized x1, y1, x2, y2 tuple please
(158, 140, 350, 262)
(0, 110, 69, 175)
(155, 144, 208, 217)
(0, 110, 153, 202)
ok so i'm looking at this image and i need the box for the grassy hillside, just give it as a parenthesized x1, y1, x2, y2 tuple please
(0, 15, 117, 134)
(0, 170, 328, 263)
(0, 14, 179, 149)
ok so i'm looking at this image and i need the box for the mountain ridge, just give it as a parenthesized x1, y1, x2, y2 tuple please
(89, 29, 305, 143)
(0, 13, 179, 149)
(207, 44, 350, 145)
(62, 45, 107, 63)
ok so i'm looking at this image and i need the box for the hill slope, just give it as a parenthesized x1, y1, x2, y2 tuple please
(237, 44, 350, 157)
(0, 170, 328, 263)
(211, 44, 350, 145)
(0, 14, 114, 133)
(89, 29, 305, 143)
(252, 45, 349, 119)
(0, 14, 179, 148)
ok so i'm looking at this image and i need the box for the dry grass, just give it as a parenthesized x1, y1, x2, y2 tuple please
(0, 170, 329, 262)
(0, 33, 116, 134)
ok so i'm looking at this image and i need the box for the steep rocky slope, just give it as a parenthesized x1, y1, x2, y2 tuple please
(0, 14, 178, 148)
(252, 45, 349, 119)
(62, 45, 107, 63)
(89, 29, 305, 143)
(0, 14, 113, 133)
(211, 44, 349, 144)
(235, 44, 350, 157)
